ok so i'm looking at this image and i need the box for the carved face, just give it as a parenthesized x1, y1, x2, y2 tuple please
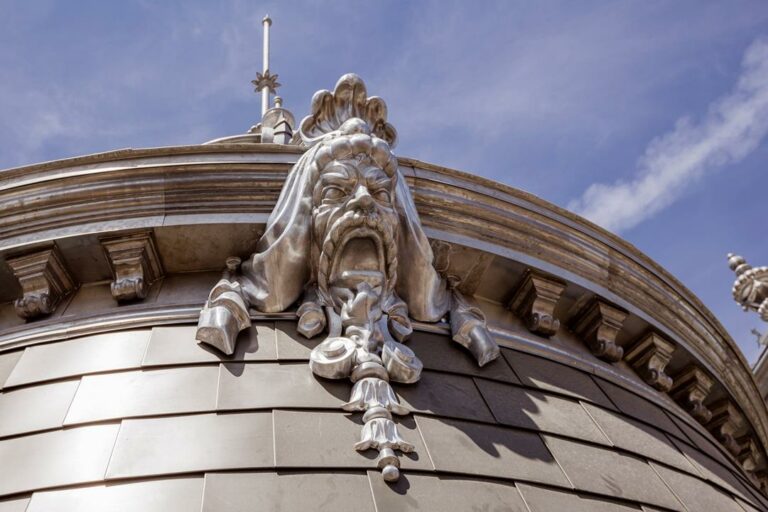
(312, 147, 399, 305)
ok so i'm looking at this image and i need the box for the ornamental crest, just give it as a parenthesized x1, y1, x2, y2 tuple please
(197, 74, 499, 481)
(729, 253, 768, 321)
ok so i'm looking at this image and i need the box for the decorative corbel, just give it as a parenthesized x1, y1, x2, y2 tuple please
(753, 470, 768, 494)
(670, 366, 713, 424)
(737, 435, 760, 473)
(707, 400, 744, 457)
(7, 243, 75, 319)
(100, 231, 163, 302)
(624, 332, 676, 392)
(508, 270, 566, 337)
(570, 298, 627, 363)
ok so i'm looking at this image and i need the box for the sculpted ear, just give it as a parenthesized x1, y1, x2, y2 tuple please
(239, 149, 317, 312)
(392, 171, 450, 322)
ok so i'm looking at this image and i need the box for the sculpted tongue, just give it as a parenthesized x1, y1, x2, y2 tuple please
(334, 236, 384, 288)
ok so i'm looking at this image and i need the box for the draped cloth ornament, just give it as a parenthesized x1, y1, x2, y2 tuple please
(196, 74, 500, 481)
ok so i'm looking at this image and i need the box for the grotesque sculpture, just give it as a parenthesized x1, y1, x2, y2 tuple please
(197, 74, 499, 481)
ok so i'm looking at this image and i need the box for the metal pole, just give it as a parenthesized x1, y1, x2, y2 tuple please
(261, 15, 272, 116)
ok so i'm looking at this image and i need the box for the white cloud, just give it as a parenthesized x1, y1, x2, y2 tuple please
(568, 37, 768, 233)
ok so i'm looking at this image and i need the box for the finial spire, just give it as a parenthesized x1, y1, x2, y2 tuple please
(728, 253, 752, 276)
(728, 253, 768, 320)
(251, 14, 280, 117)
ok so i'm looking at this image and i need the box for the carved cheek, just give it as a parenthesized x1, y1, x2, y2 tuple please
(312, 204, 350, 244)
(381, 208, 399, 235)
(312, 207, 333, 243)
(325, 206, 349, 235)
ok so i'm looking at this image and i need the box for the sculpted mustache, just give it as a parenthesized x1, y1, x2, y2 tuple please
(316, 210, 398, 304)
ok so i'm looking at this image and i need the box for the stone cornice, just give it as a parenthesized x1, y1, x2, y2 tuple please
(403, 158, 767, 452)
(1, 144, 766, 467)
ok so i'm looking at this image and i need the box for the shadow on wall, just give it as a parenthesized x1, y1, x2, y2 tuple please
(216, 322, 555, 486)
(182, 320, 764, 507)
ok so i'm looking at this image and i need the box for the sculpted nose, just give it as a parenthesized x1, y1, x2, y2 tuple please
(348, 185, 374, 212)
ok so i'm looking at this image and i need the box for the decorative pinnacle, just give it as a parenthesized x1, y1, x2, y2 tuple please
(252, 70, 281, 94)
(256, 14, 277, 116)
(728, 253, 751, 276)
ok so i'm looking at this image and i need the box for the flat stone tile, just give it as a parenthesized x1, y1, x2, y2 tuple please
(0, 497, 30, 512)
(26, 477, 204, 512)
(203, 472, 374, 512)
(584, 403, 696, 472)
(0, 379, 79, 437)
(652, 463, 744, 512)
(5, 331, 150, 387)
(502, 349, 614, 408)
(217, 363, 347, 410)
(368, 471, 529, 512)
(667, 435, 754, 504)
(65, 366, 219, 424)
(593, 378, 685, 439)
(274, 410, 431, 470)
(142, 323, 277, 366)
(728, 470, 768, 511)
(517, 483, 643, 511)
(393, 371, 495, 422)
(738, 482, 768, 512)
(476, 378, 609, 445)
(736, 496, 764, 512)
(106, 412, 273, 479)
(416, 415, 569, 486)
(275, 321, 319, 360)
(155, 272, 220, 305)
(667, 412, 735, 469)
(543, 435, 682, 510)
(0, 424, 120, 496)
(406, 332, 518, 383)
(0, 351, 23, 389)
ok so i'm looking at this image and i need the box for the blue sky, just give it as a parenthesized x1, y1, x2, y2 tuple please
(2, 1, 768, 362)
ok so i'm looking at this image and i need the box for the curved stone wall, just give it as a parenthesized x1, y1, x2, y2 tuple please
(1, 140, 767, 510)
(0, 145, 763, 458)
(0, 320, 764, 511)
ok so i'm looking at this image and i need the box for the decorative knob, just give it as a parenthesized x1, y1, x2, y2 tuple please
(727, 253, 751, 276)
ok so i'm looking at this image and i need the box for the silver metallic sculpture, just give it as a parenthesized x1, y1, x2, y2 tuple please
(729, 254, 768, 322)
(196, 74, 500, 481)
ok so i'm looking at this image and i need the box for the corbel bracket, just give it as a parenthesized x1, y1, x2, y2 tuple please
(100, 232, 163, 302)
(707, 400, 744, 457)
(670, 366, 713, 424)
(8, 243, 75, 319)
(508, 271, 566, 337)
(624, 332, 676, 392)
(570, 298, 627, 363)
(737, 435, 760, 473)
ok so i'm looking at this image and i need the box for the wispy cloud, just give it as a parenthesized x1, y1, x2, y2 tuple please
(569, 37, 768, 233)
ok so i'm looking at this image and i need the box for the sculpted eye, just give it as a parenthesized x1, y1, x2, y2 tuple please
(322, 186, 346, 201)
(373, 190, 390, 203)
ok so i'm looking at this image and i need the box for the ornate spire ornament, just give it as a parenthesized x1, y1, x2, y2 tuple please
(728, 253, 768, 321)
(196, 73, 500, 481)
(250, 15, 279, 117)
(249, 16, 293, 144)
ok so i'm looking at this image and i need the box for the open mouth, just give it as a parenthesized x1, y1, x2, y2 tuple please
(317, 211, 398, 303)
(330, 227, 386, 289)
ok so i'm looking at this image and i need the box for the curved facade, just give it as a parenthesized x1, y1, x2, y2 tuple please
(0, 76, 767, 511)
